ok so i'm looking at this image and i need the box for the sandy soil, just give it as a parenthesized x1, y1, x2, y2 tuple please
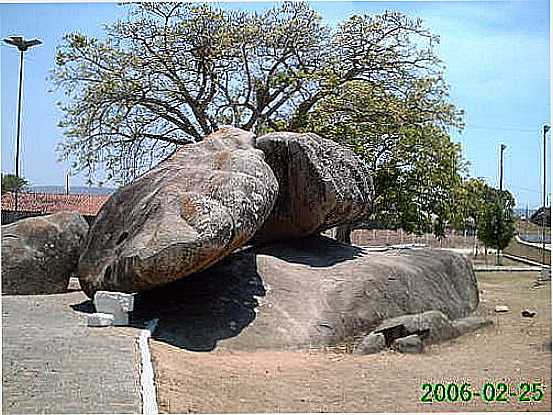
(150, 270, 551, 413)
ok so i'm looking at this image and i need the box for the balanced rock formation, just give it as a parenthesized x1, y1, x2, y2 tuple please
(78, 127, 279, 298)
(132, 236, 479, 351)
(251, 132, 373, 245)
(2, 212, 89, 295)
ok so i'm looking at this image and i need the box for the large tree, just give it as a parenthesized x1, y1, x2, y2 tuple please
(53, 2, 462, 184)
(302, 79, 464, 237)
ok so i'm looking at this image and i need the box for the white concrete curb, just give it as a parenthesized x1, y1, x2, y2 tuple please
(139, 318, 159, 415)
(515, 235, 551, 251)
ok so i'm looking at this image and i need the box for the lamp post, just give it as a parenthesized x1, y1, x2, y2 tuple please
(3, 36, 42, 211)
(499, 143, 506, 191)
(542, 124, 550, 267)
(496, 143, 507, 265)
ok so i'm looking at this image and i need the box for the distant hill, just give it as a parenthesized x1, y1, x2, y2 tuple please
(26, 185, 117, 196)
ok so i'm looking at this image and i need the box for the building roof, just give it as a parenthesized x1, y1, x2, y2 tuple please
(1, 192, 109, 216)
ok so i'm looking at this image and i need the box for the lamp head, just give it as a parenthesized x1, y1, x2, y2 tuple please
(545, 125, 551, 134)
(3, 36, 42, 52)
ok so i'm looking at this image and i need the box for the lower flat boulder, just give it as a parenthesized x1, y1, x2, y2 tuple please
(133, 236, 479, 351)
(251, 132, 373, 245)
(373, 310, 459, 345)
(78, 127, 279, 297)
(2, 212, 89, 295)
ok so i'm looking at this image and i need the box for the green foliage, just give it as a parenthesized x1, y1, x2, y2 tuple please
(1, 174, 28, 194)
(52, 2, 463, 185)
(301, 79, 464, 236)
(477, 187, 516, 251)
(450, 177, 488, 231)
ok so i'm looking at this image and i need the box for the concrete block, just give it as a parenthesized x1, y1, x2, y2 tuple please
(94, 291, 135, 314)
(88, 312, 114, 327)
(111, 311, 129, 326)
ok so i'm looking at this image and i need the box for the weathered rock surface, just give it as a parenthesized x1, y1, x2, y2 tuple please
(132, 236, 479, 351)
(374, 310, 459, 345)
(78, 127, 279, 298)
(353, 311, 491, 354)
(392, 334, 424, 353)
(353, 333, 386, 355)
(251, 132, 373, 244)
(2, 212, 89, 295)
(451, 315, 492, 334)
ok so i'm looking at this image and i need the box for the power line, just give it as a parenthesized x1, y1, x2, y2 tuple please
(507, 184, 541, 193)
(465, 125, 540, 133)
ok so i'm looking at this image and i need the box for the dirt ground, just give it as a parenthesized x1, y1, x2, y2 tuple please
(150, 270, 551, 413)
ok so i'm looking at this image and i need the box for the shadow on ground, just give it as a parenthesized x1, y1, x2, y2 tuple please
(70, 236, 366, 352)
(131, 250, 265, 352)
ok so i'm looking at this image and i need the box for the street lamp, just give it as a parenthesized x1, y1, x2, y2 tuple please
(542, 124, 550, 266)
(3, 36, 42, 211)
(499, 143, 507, 191)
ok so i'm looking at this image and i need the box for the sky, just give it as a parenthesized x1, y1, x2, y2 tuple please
(0, 0, 551, 208)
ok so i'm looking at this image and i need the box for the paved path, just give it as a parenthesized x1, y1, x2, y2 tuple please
(2, 291, 142, 414)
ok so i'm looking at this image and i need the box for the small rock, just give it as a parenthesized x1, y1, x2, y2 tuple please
(353, 333, 386, 355)
(87, 312, 114, 327)
(521, 309, 537, 318)
(392, 334, 424, 353)
(494, 305, 510, 313)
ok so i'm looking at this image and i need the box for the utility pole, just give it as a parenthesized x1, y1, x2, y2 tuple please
(497, 143, 507, 265)
(3, 36, 42, 212)
(542, 125, 550, 266)
(499, 144, 506, 191)
(65, 172, 70, 195)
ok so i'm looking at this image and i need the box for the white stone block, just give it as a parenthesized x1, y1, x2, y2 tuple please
(94, 291, 135, 314)
(87, 312, 114, 327)
(111, 311, 129, 326)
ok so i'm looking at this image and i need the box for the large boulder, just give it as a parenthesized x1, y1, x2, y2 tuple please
(133, 236, 479, 351)
(78, 127, 279, 298)
(251, 132, 373, 245)
(2, 212, 89, 295)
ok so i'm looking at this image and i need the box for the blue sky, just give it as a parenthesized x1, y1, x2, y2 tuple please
(1, 1, 550, 208)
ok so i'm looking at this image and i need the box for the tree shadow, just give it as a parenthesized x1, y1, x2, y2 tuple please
(131, 249, 265, 352)
(254, 234, 365, 267)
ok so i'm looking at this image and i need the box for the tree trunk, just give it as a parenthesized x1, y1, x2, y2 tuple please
(335, 224, 352, 245)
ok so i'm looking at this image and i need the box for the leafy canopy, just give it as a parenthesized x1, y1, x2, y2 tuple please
(476, 186, 516, 251)
(302, 79, 464, 236)
(1, 174, 28, 194)
(52, 2, 462, 185)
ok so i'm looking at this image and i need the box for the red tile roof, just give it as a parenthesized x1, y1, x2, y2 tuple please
(1, 192, 109, 216)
